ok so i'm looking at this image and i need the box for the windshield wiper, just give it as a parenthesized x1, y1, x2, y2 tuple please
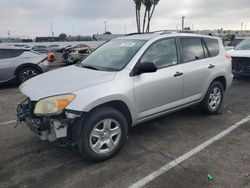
(82, 65, 100, 70)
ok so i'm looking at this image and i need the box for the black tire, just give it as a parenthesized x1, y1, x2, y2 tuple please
(201, 81, 224, 114)
(78, 107, 128, 162)
(17, 67, 40, 84)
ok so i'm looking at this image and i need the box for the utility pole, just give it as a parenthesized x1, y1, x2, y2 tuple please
(50, 23, 54, 37)
(7, 31, 10, 39)
(104, 21, 107, 33)
(182, 16, 185, 30)
(241, 22, 244, 34)
(124, 24, 127, 34)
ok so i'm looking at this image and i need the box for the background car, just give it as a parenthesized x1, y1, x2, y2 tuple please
(227, 39, 250, 77)
(31, 45, 48, 53)
(225, 38, 244, 51)
(0, 46, 50, 84)
(63, 44, 92, 64)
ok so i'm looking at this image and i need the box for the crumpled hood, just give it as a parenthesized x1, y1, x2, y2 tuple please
(20, 65, 116, 101)
(227, 49, 250, 58)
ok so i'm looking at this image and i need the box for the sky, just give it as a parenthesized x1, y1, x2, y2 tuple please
(0, 0, 249, 38)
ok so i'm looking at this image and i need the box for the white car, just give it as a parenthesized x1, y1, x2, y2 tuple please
(0, 46, 49, 84)
(227, 39, 250, 76)
(17, 33, 233, 161)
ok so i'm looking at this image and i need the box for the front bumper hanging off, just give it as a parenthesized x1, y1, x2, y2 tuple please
(16, 98, 82, 142)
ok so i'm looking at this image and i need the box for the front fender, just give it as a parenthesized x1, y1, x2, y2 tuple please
(66, 81, 136, 123)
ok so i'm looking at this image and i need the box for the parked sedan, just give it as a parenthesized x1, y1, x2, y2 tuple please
(0, 46, 49, 84)
(227, 39, 250, 76)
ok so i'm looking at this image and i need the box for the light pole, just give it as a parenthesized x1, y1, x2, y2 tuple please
(182, 16, 185, 30)
(50, 23, 54, 37)
(7, 31, 11, 39)
(104, 21, 107, 33)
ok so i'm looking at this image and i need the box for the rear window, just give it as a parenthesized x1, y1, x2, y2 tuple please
(0, 49, 24, 59)
(203, 38, 219, 57)
(180, 38, 204, 63)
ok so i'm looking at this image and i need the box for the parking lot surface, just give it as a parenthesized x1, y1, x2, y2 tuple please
(0, 78, 250, 188)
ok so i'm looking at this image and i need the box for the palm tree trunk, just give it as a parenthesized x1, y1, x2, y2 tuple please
(136, 9, 139, 33)
(147, 10, 150, 33)
(142, 9, 147, 33)
(146, 5, 155, 32)
(138, 10, 141, 33)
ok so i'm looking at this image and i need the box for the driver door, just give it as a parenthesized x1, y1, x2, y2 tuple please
(133, 38, 184, 120)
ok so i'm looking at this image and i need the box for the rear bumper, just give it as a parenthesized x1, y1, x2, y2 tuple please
(17, 98, 83, 142)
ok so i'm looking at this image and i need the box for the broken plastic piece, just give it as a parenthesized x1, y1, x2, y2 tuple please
(208, 174, 214, 180)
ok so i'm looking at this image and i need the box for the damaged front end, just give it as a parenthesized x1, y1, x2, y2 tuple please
(232, 57, 250, 76)
(17, 98, 83, 143)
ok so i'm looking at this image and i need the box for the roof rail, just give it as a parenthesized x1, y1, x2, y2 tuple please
(125, 30, 199, 36)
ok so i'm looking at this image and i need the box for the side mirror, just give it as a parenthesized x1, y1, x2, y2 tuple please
(137, 62, 157, 75)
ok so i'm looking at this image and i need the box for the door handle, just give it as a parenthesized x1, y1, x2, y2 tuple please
(208, 64, 215, 69)
(174, 72, 183, 77)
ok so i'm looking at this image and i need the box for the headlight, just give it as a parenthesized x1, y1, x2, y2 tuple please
(34, 94, 75, 116)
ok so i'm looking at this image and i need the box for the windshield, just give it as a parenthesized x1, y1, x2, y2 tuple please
(80, 39, 146, 71)
(235, 39, 250, 50)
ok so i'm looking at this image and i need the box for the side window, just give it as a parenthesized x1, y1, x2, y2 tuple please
(0, 49, 23, 59)
(180, 38, 204, 63)
(203, 38, 219, 57)
(140, 38, 178, 69)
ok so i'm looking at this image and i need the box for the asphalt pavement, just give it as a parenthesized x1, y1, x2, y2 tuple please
(0, 77, 250, 188)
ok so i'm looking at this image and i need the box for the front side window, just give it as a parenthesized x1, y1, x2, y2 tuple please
(80, 39, 146, 71)
(180, 38, 204, 62)
(140, 38, 178, 69)
(235, 39, 250, 50)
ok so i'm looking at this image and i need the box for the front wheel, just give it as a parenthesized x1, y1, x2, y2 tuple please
(201, 81, 224, 114)
(78, 107, 128, 162)
(17, 67, 40, 84)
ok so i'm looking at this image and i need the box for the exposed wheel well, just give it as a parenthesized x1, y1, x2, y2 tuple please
(213, 76, 226, 90)
(14, 63, 42, 76)
(89, 101, 132, 127)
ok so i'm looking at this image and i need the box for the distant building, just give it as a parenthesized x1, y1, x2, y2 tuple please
(67, 36, 93, 41)
(35, 37, 63, 42)
(0, 37, 21, 43)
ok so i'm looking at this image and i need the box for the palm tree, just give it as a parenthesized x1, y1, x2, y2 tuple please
(146, 0, 160, 32)
(141, 0, 152, 33)
(133, 0, 160, 33)
(134, 0, 142, 33)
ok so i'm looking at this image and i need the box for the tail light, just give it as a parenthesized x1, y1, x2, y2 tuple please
(225, 54, 232, 62)
(47, 52, 55, 62)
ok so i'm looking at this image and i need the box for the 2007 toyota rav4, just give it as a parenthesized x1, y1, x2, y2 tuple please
(17, 32, 233, 161)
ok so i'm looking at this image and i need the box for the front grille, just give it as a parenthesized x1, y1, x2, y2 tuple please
(232, 57, 250, 73)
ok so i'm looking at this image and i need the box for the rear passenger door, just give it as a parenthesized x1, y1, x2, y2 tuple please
(178, 37, 214, 103)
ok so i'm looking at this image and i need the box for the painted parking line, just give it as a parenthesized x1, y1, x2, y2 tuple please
(129, 115, 250, 188)
(0, 120, 16, 126)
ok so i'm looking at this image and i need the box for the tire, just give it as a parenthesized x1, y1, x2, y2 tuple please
(17, 67, 40, 84)
(78, 107, 128, 162)
(201, 81, 224, 114)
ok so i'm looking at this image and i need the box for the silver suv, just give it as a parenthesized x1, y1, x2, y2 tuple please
(17, 33, 233, 161)
(0, 46, 49, 84)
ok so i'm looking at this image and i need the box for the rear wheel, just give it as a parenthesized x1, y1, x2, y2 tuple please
(17, 67, 40, 84)
(201, 81, 224, 114)
(78, 107, 128, 161)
